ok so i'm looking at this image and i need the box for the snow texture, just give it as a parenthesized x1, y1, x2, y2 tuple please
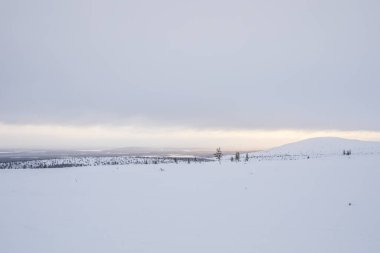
(1, 138, 380, 253)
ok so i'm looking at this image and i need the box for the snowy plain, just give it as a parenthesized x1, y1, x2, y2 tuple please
(1, 139, 380, 253)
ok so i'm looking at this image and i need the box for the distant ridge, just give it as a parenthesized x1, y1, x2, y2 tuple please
(267, 137, 380, 155)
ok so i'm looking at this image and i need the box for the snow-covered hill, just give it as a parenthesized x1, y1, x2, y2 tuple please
(267, 137, 380, 156)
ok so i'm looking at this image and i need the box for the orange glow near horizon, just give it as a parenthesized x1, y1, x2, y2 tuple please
(1, 122, 380, 150)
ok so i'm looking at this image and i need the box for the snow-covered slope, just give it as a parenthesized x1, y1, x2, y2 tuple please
(268, 137, 380, 156)
(1, 155, 380, 253)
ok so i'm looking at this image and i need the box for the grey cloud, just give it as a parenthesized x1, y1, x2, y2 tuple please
(1, 0, 379, 130)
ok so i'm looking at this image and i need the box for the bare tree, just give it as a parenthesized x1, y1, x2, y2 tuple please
(214, 147, 223, 162)
(235, 152, 240, 162)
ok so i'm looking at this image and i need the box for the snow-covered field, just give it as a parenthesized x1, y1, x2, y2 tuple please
(1, 150, 380, 252)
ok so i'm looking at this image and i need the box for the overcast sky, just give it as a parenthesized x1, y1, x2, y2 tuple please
(1, 0, 380, 149)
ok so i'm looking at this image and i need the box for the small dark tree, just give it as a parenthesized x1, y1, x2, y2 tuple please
(343, 150, 352, 156)
(230, 156, 234, 162)
(214, 147, 223, 162)
(174, 157, 178, 164)
(235, 152, 240, 162)
(245, 153, 249, 162)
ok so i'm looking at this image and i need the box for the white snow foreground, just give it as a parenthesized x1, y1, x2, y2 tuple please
(1, 154, 380, 253)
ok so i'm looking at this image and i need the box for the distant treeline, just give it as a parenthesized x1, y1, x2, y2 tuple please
(0, 156, 211, 169)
